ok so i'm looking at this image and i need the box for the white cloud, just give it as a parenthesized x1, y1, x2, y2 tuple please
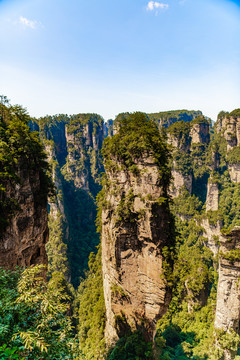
(19, 16, 37, 29)
(146, 1, 169, 11)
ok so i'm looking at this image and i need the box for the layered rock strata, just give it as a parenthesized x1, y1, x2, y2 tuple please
(0, 160, 48, 268)
(101, 114, 174, 345)
(102, 155, 173, 344)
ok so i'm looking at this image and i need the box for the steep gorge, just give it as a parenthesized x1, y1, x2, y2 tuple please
(2, 103, 240, 359)
(34, 113, 104, 286)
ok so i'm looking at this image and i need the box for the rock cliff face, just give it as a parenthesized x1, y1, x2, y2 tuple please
(215, 112, 240, 183)
(167, 122, 193, 197)
(206, 179, 219, 212)
(201, 218, 221, 256)
(190, 121, 210, 145)
(228, 164, 240, 183)
(214, 227, 240, 359)
(64, 114, 104, 194)
(0, 103, 50, 269)
(216, 114, 240, 151)
(167, 117, 210, 199)
(36, 113, 104, 196)
(44, 141, 66, 220)
(101, 113, 174, 344)
(170, 169, 192, 197)
(102, 157, 172, 343)
(0, 161, 48, 268)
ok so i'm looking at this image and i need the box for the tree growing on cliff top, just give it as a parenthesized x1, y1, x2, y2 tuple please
(0, 98, 53, 232)
(102, 112, 172, 191)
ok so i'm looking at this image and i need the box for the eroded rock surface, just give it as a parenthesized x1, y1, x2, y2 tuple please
(229, 164, 240, 183)
(190, 122, 210, 145)
(170, 169, 192, 197)
(0, 160, 48, 268)
(216, 115, 240, 151)
(201, 218, 221, 256)
(214, 227, 240, 359)
(102, 154, 173, 344)
(206, 180, 219, 212)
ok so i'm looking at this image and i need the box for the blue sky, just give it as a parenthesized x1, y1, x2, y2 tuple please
(0, 0, 239, 120)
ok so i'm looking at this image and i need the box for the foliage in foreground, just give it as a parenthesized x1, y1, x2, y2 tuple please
(78, 249, 106, 359)
(106, 331, 153, 360)
(0, 266, 82, 360)
(0, 98, 53, 232)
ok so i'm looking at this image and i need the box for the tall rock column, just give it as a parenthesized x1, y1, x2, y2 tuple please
(206, 179, 219, 212)
(216, 111, 240, 182)
(64, 114, 104, 195)
(214, 227, 240, 360)
(100, 113, 175, 345)
(167, 121, 192, 197)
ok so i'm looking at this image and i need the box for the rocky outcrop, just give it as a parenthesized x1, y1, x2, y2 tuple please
(221, 117, 237, 151)
(228, 164, 240, 183)
(170, 169, 192, 197)
(190, 121, 210, 145)
(167, 135, 179, 149)
(167, 117, 211, 199)
(102, 155, 173, 344)
(201, 218, 221, 256)
(215, 113, 240, 183)
(210, 150, 220, 171)
(214, 227, 240, 359)
(101, 114, 174, 345)
(104, 119, 114, 138)
(0, 159, 48, 268)
(216, 114, 240, 152)
(44, 141, 66, 220)
(167, 125, 192, 198)
(65, 114, 104, 194)
(206, 180, 219, 212)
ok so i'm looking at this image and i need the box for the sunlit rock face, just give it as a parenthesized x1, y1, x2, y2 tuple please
(216, 115, 240, 151)
(169, 168, 192, 197)
(228, 164, 240, 183)
(206, 179, 219, 212)
(190, 122, 210, 145)
(101, 154, 173, 345)
(214, 227, 240, 360)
